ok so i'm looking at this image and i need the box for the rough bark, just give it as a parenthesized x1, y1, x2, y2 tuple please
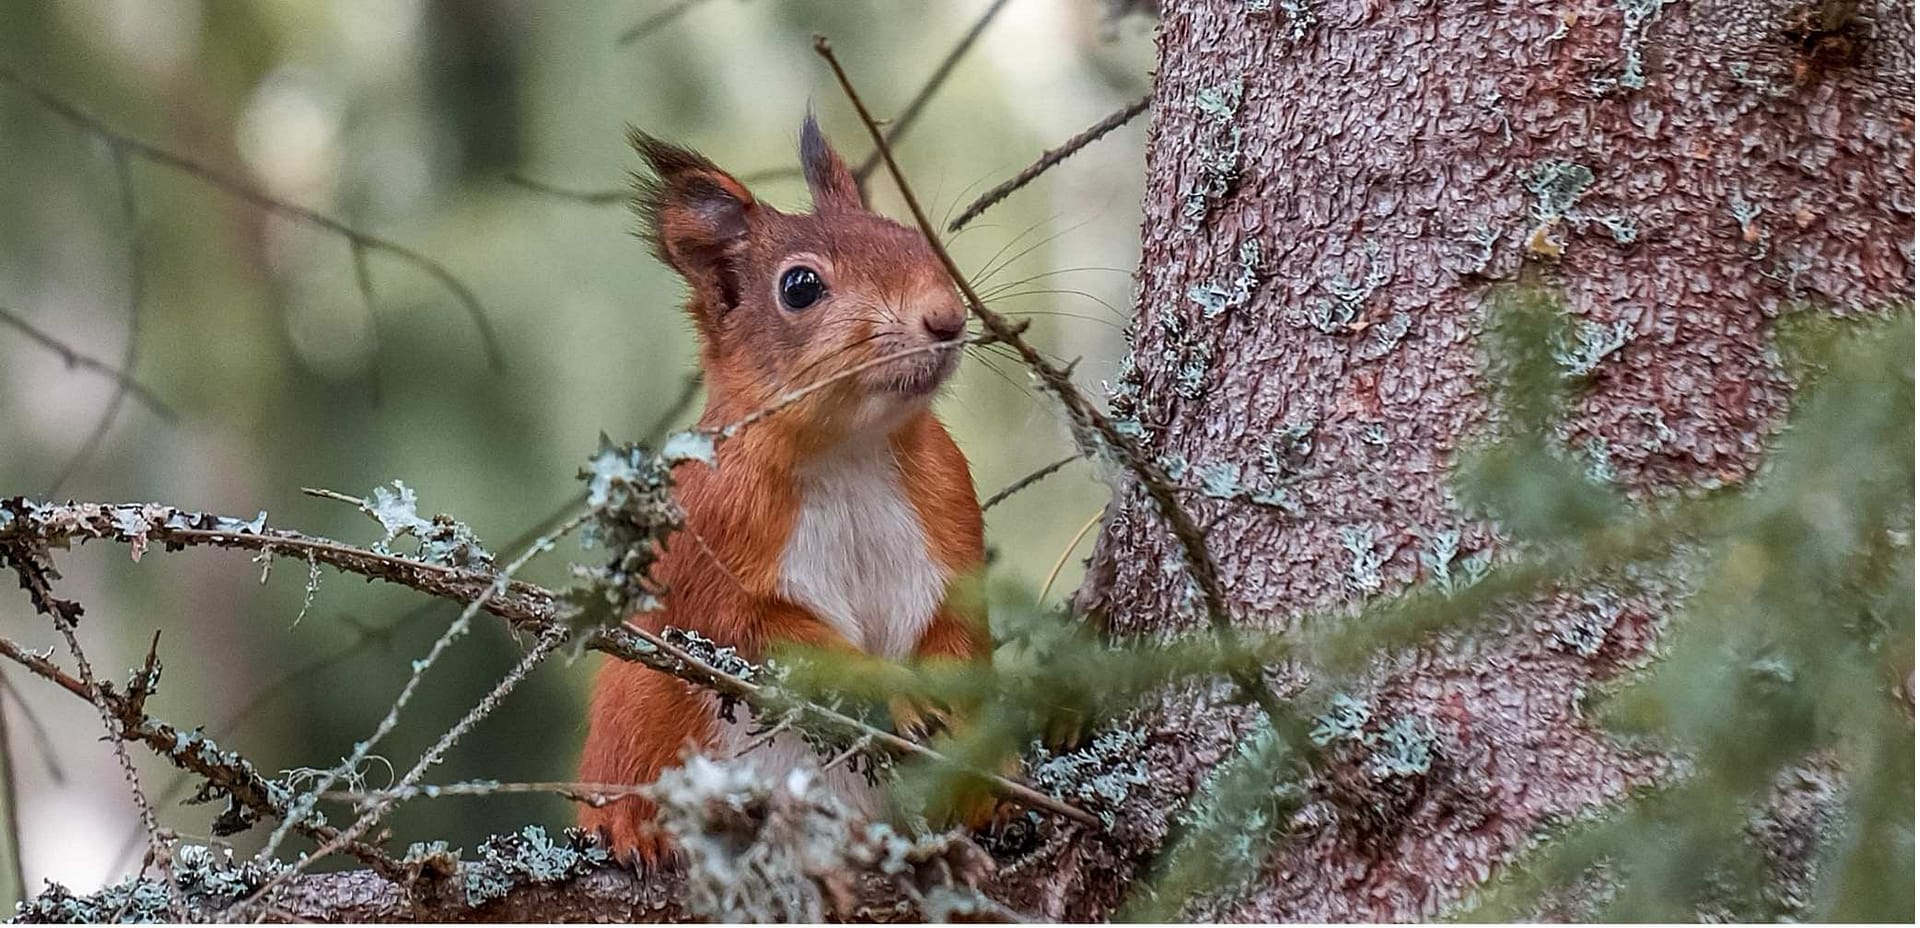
(1046, 0, 1912, 921)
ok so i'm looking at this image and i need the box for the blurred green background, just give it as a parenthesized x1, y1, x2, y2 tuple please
(0, 0, 1153, 902)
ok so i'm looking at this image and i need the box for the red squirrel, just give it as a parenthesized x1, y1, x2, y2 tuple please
(577, 116, 990, 862)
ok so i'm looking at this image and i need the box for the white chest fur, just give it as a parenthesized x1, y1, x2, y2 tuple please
(776, 443, 949, 657)
(713, 442, 948, 819)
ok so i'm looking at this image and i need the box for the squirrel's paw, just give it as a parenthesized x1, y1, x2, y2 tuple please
(889, 696, 955, 743)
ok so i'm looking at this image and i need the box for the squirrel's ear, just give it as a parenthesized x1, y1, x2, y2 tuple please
(800, 113, 862, 212)
(629, 128, 756, 310)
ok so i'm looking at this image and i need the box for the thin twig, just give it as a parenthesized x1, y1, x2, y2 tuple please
(106, 370, 708, 875)
(850, 0, 1014, 185)
(348, 241, 385, 406)
(0, 65, 504, 371)
(0, 678, 26, 907)
(44, 601, 181, 917)
(505, 166, 803, 208)
(325, 778, 654, 808)
(948, 94, 1151, 232)
(102, 613, 403, 876)
(0, 306, 176, 421)
(502, 173, 627, 205)
(245, 623, 574, 916)
(45, 146, 142, 497)
(0, 633, 408, 881)
(815, 38, 1286, 721)
(616, 0, 721, 45)
(982, 453, 1080, 511)
(255, 507, 592, 866)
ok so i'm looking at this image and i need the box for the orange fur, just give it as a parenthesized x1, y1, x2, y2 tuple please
(578, 118, 989, 862)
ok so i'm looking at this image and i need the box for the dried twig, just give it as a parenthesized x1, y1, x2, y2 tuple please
(255, 507, 592, 869)
(505, 166, 803, 208)
(503, 173, 628, 205)
(982, 453, 1081, 512)
(0, 305, 176, 421)
(44, 147, 143, 497)
(617, 0, 727, 45)
(236, 624, 575, 918)
(0, 680, 24, 906)
(0, 65, 504, 371)
(851, 0, 1014, 185)
(0, 632, 408, 882)
(815, 38, 1285, 720)
(327, 778, 653, 808)
(948, 94, 1151, 232)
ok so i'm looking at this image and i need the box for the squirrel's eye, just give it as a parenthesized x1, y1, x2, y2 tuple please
(779, 266, 825, 311)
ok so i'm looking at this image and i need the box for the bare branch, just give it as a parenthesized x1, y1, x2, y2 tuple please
(502, 173, 628, 205)
(982, 453, 1082, 512)
(0, 305, 176, 422)
(850, 0, 1014, 185)
(0, 680, 25, 905)
(617, 0, 726, 46)
(0, 617, 407, 883)
(504, 166, 802, 208)
(0, 65, 505, 371)
(948, 94, 1152, 232)
(44, 146, 143, 497)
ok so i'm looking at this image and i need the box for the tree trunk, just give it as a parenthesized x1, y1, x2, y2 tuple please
(1041, 0, 1912, 920)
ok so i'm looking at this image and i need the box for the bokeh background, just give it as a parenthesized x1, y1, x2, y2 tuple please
(0, 0, 1154, 902)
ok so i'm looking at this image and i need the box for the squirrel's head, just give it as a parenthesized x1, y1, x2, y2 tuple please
(631, 116, 967, 439)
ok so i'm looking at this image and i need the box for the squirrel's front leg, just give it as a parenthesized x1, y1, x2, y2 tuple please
(896, 587, 1010, 830)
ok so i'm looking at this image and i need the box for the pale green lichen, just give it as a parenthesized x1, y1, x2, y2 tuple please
(1583, 435, 1618, 483)
(1340, 525, 1387, 594)
(1525, 160, 1596, 226)
(1553, 589, 1623, 657)
(1026, 728, 1151, 827)
(1187, 239, 1262, 320)
(356, 481, 493, 569)
(1590, 0, 1674, 94)
(1595, 213, 1639, 244)
(1553, 319, 1635, 378)
(460, 826, 610, 906)
(1422, 529, 1461, 594)
(566, 436, 683, 640)
(1464, 224, 1501, 274)
(1197, 461, 1244, 499)
(1183, 79, 1244, 230)
(1310, 693, 1373, 745)
(1367, 717, 1435, 778)
(1357, 312, 1412, 361)
(1302, 240, 1390, 335)
(14, 845, 289, 923)
(660, 429, 716, 466)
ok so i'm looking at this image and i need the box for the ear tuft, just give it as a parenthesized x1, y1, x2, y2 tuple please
(628, 127, 756, 311)
(800, 113, 862, 212)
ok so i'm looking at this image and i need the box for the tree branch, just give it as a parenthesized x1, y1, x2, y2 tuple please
(0, 498, 1098, 828)
(948, 94, 1152, 232)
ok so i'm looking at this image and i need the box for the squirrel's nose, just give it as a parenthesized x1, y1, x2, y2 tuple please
(922, 312, 965, 343)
